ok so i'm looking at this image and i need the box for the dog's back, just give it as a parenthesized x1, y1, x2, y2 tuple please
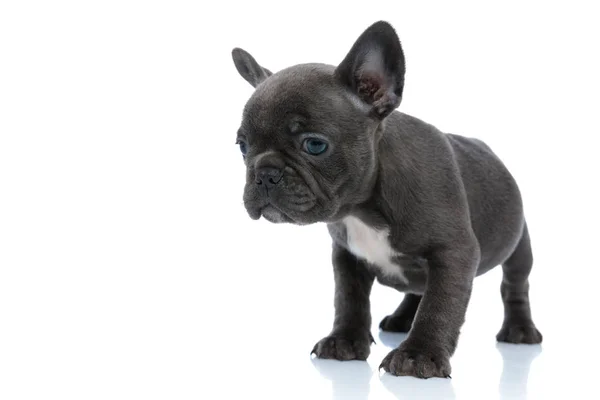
(380, 111, 525, 272)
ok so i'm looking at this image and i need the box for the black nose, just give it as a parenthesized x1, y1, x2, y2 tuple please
(255, 166, 283, 188)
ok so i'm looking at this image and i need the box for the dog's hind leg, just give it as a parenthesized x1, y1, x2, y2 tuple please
(379, 293, 421, 333)
(496, 221, 543, 344)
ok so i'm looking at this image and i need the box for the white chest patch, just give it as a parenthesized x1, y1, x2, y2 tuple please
(343, 216, 407, 283)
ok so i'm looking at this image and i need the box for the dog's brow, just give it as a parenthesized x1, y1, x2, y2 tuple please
(288, 116, 308, 135)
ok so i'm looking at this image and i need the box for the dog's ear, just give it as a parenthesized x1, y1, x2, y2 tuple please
(335, 21, 406, 119)
(231, 48, 273, 88)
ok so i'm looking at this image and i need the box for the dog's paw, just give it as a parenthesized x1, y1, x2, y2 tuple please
(379, 342, 451, 378)
(379, 314, 413, 333)
(311, 334, 372, 361)
(496, 322, 542, 344)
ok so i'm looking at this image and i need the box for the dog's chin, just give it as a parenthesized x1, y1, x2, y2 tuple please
(260, 205, 293, 224)
(246, 202, 321, 225)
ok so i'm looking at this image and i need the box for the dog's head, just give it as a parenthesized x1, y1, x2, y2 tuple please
(231, 21, 406, 225)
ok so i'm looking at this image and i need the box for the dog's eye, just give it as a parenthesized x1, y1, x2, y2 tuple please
(303, 138, 328, 156)
(237, 140, 248, 156)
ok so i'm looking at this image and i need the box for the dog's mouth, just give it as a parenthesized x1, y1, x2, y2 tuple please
(246, 196, 317, 223)
(244, 185, 318, 223)
(242, 165, 322, 224)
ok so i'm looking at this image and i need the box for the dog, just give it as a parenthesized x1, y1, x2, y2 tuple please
(230, 20, 542, 378)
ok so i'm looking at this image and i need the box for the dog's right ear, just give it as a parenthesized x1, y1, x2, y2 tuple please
(231, 48, 273, 88)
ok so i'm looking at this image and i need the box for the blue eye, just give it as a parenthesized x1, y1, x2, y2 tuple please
(238, 141, 247, 155)
(303, 138, 328, 155)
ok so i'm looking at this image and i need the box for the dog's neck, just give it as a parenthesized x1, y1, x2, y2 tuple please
(333, 114, 411, 229)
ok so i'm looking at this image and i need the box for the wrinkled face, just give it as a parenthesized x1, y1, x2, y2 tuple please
(236, 65, 379, 224)
(231, 20, 406, 224)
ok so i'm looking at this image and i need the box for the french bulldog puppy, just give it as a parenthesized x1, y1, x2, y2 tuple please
(231, 20, 542, 378)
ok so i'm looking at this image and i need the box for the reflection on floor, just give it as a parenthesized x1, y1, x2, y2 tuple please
(312, 331, 541, 400)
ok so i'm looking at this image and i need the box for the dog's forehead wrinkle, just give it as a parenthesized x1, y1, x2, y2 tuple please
(245, 63, 343, 116)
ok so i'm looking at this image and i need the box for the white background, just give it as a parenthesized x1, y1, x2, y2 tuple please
(1, 1, 599, 399)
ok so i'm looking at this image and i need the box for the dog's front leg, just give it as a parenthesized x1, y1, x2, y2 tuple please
(312, 243, 375, 361)
(380, 241, 480, 378)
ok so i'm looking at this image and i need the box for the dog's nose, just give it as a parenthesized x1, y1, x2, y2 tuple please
(255, 166, 283, 188)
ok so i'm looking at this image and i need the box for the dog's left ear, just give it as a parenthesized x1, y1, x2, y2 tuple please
(335, 21, 406, 119)
(231, 48, 273, 88)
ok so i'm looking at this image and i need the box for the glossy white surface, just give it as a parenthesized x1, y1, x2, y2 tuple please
(1, 1, 599, 399)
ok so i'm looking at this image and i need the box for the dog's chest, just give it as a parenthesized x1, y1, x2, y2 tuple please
(343, 216, 406, 282)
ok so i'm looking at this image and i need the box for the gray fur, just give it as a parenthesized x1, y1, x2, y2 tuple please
(231, 20, 542, 378)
